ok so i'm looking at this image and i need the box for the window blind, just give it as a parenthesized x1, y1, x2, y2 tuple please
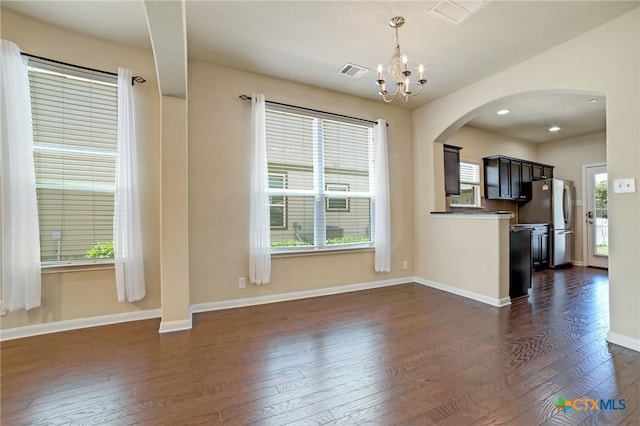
(28, 67, 117, 263)
(265, 109, 374, 248)
(322, 119, 373, 244)
(451, 161, 481, 207)
(460, 162, 480, 184)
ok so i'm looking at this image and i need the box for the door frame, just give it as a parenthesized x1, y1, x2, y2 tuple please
(582, 162, 608, 268)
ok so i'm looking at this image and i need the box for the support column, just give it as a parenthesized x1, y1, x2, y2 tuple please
(144, 0, 191, 332)
(158, 96, 191, 332)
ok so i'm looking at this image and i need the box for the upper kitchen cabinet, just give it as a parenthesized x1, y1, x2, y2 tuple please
(444, 144, 462, 196)
(484, 155, 553, 201)
(532, 163, 554, 180)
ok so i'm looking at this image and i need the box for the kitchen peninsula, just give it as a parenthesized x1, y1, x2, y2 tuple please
(425, 211, 512, 307)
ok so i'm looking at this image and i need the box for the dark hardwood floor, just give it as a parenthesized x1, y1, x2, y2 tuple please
(2, 266, 639, 425)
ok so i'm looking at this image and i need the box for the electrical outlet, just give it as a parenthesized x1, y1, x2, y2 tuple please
(239, 277, 246, 289)
(402, 260, 408, 270)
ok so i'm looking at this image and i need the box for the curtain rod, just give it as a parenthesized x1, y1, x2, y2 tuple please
(20, 52, 146, 86)
(239, 94, 387, 127)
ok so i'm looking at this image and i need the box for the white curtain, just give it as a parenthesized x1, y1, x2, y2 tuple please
(0, 40, 42, 311)
(249, 93, 271, 285)
(374, 119, 391, 272)
(113, 67, 146, 302)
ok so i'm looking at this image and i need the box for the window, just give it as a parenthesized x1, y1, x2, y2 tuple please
(325, 183, 350, 211)
(269, 173, 287, 229)
(265, 107, 374, 250)
(450, 161, 481, 207)
(28, 66, 118, 264)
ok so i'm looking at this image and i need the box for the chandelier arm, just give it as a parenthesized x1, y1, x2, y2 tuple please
(409, 83, 425, 97)
(383, 84, 400, 102)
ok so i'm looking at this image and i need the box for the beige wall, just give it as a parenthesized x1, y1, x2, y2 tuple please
(187, 60, 414, 304)
(538, 131, 607, 264)
(0, 9, 162, 329)
(447, 125, 538, 163)
(413, 10, 639, 346)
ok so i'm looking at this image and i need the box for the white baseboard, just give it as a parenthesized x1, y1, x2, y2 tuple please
(191, 276, 412, 314)
(607, 331, 640, 352)
(1, 277, 412, 340)
(0, 309, 161, 341)
(158, 317, 193, 333)
(413, 277, 511, 308)
(573, 261, 585, 266)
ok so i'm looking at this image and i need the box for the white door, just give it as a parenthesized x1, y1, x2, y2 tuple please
(584, 164, 608, 268)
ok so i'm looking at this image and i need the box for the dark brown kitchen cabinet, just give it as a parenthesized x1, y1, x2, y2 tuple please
(531, 225, 550, 270)
(532, 163, 554, 180)
(520, 162, 532, 200)
(499, 158, 511, 198)
(484, 155, 553, 201)
(510, 160, 523, 200)
(521, 162, 532, 185)
(484, 156, 511, 199)
(444, 144, 462, 196)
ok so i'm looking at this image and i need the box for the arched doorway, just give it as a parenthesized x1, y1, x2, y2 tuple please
(431, 89, 607, 270)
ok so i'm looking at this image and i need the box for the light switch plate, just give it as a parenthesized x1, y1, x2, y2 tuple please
(613, 178, 636, 193)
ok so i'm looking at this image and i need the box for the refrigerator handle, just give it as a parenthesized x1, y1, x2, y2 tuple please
(564, 183, 573, 229)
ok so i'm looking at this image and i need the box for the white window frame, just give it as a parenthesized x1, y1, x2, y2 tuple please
(269, 172, 288, 230)
(325, 183, 350, 212)
(450, 161, 482, 208)
(266, 107, 375, 253)
(28, 63, 118, 266)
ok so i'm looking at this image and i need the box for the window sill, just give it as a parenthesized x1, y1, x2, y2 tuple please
(41, 260, 115, 274)
(271, 244, 374, 258)
(449, 204, 484, 209)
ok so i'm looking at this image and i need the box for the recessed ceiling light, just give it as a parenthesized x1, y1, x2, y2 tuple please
(588, 98, 598, 103)
(548, 126, 561, 132)
(497, 109, 510, 115)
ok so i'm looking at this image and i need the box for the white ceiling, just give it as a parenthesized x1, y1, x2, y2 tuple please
(3, 0, 638, 142)
(467, 92, 607, 143)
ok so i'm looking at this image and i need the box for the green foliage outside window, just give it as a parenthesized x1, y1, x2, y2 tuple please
(270, 236, 369, 248)
(595, 180, 607, 218)
(86, 241, 114, 259)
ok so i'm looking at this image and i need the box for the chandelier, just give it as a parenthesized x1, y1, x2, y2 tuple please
(376, 16, 427, 103)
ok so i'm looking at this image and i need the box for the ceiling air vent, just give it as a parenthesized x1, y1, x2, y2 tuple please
(339, 63, 369, 78)
(426, 0, 490, 25)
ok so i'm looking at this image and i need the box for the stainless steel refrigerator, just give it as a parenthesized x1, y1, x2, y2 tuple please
(519, 179, 574, 268)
